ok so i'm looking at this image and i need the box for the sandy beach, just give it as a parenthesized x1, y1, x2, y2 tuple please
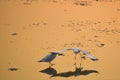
(0, 0, 120, 80)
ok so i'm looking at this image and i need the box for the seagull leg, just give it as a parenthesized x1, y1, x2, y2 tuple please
(74, 62, 76, 66)
(49, 62, 52, 68)
(75, 54, 77, 60)
(73, 54, 77, 66)
(51, 63, 55, 66)
(49, 62, 55, 67)
(79, 53, 83, 68)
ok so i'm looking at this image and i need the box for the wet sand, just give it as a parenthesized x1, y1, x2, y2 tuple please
(0, 0, 120, 80)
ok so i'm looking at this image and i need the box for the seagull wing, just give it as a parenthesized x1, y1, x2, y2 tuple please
(54, 48, 75, 53)
(39, 53, 57, 62)
(56, 48, 81, 54)
(81, 50, 98, 61)
(52, 48, 73, 56)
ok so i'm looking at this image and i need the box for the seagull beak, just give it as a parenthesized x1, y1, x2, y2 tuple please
(58, 53, 65, 56)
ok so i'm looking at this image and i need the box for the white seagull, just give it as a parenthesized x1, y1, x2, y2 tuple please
(38, 49, 66, 67)
(65, 48, 98, 61)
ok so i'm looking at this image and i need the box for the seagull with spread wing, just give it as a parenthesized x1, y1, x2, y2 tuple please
(65, 48, 98, 61)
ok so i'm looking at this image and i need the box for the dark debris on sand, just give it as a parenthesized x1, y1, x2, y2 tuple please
(11, 33, 18, 36)
(8, 68, 19, 71)
(97, 43, 105, 47)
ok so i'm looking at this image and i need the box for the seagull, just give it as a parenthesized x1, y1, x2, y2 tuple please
(65, 48, 98, 61)
(38, 49, 67, 67)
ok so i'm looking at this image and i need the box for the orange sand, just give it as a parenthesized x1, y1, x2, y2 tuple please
(0, 0, 120, 80)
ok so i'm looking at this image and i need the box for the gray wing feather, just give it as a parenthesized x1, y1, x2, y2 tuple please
(81, 50, 98, 61)
(54, 48, 74, 53)
(40, 54, 56, 62)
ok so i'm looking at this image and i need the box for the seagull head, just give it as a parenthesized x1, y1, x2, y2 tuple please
(73, 48, 81, 54)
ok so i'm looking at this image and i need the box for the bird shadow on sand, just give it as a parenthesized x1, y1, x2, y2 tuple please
(50, 67, 99, 78)
(39, 67, 57, 75)
(39, 66, 99, 78)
